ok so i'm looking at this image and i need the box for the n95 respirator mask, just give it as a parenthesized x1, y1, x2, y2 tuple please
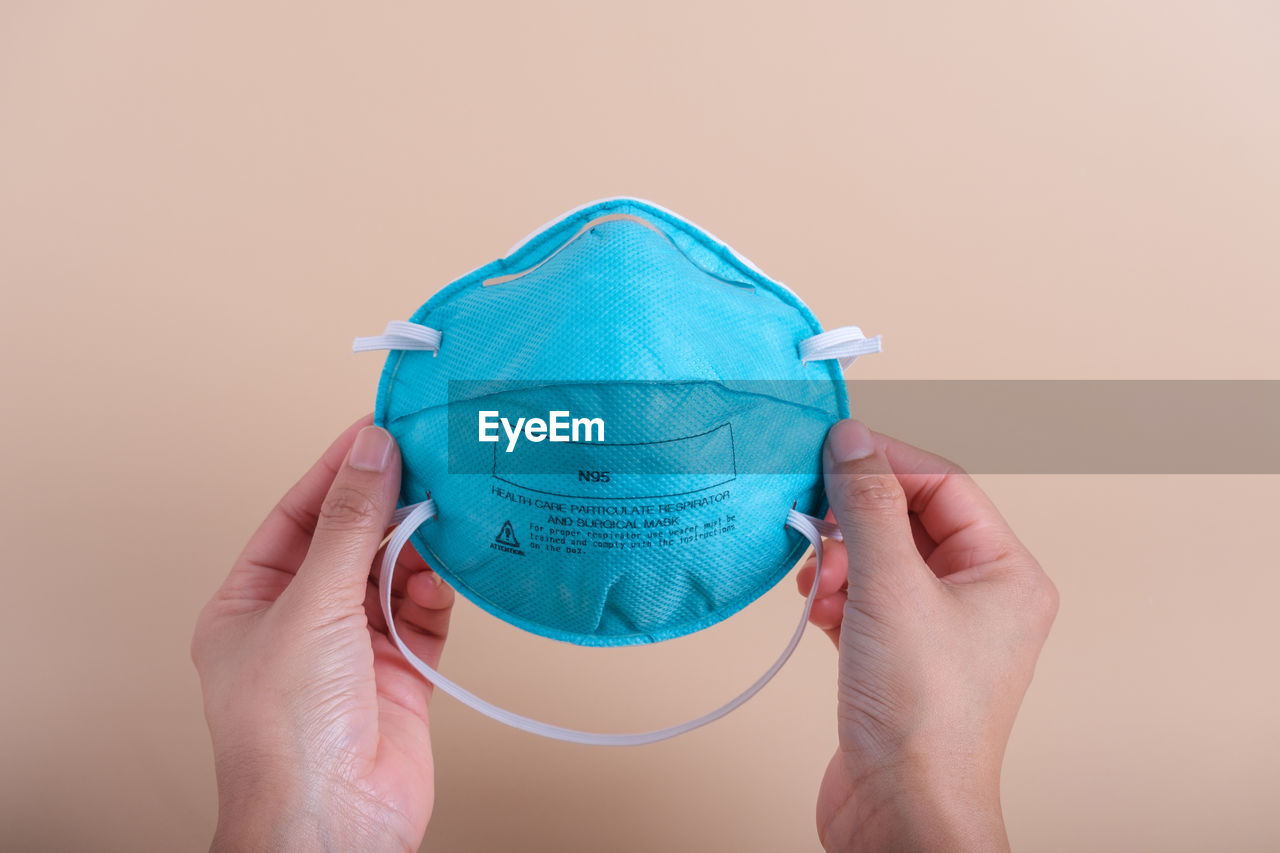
(354, 197, 880, 745)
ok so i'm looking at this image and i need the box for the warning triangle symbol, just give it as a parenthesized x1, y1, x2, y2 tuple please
(495, 520, 520, 548)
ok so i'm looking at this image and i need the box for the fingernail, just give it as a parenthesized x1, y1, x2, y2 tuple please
(826, 419, 876, 462)
(350, 426, 394, 472)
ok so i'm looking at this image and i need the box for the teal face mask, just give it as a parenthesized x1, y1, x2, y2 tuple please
(354, 197, 880, 744)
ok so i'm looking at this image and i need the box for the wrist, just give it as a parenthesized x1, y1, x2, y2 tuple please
(211, 764, 316, 853)
(209, 756, 415, 853)
(212, 804, 321, 853)
(210, 749, 344, 853)
(824, 749, 1008, 853)
(851, 780, 1006, 853)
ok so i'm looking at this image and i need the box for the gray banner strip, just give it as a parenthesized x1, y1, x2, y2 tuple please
(849, 380, 1280, 474)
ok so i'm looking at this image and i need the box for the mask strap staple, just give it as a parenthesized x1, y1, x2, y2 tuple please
(380, 500, 828, 746)
(799, 326, 883, 369)
(353, 321, 442, 354)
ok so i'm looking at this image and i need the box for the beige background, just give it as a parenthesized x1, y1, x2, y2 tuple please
(2, 2, 1278, 851)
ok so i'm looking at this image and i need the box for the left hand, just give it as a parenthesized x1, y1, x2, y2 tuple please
(191, 416, 454, 852)
(795, 423, 1057, 851)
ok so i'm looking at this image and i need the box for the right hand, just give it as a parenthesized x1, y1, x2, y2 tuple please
(192, 419, 455, 853)
(797, 420, 1058, 852)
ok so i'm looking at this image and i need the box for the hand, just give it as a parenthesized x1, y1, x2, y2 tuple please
(191, 417, 455, 852)
(797, 421, 1058, 852)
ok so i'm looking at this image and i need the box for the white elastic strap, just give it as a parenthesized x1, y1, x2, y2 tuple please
(794, 512, 842, 541)
(391, 503, 418, 526)
(380, 501, 828, 746)
(799, 326, 883, 369)
(352, 321, 442, 354)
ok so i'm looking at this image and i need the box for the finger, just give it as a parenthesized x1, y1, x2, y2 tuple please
(368, 629, 437, 717)
(236, 415, 373, 576)
(818, 496, 939, 565)
(289, 426, 402, 612)
(406, 571, 455, 615)
(400, 576, 455, 659)
(365, 577, 392, 634)
(796, 539, 849, 598)
(363, 542, 445, 629)
(363, 541, 433, 632)
(909, 512, 938, 564)
(879, 433, 1028, 578)
(880, 433, 1005, 540)
(367, 576, 455, 711)
(369, 539, 432, 590)
(221, 416, 373, 603)
(807, 593, 845, 646)
(363, 568, 455, 639)
(797, 542, 847, 648)
(824, 420, 932, 594)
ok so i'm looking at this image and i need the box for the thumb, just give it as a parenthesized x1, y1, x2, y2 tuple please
(291, 425, 401, 611)
(823, 420, 926, 593)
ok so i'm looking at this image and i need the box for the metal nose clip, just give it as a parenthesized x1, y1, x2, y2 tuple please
(483, 212, 754, 291)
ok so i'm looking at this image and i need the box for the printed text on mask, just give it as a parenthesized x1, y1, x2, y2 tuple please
(478, 411, 605, 453)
